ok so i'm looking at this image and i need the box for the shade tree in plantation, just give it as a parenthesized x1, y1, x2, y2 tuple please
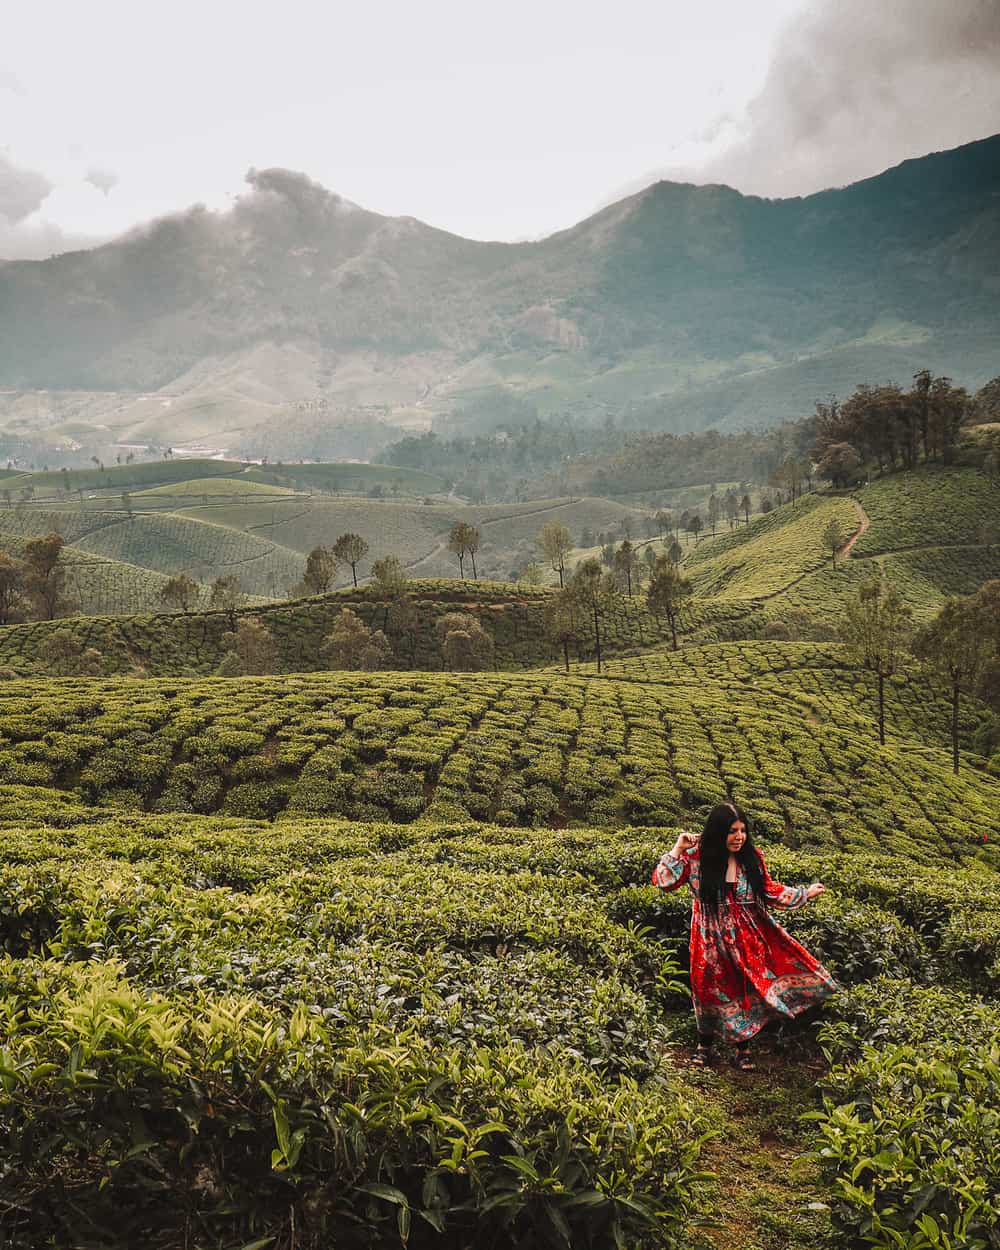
(158, 574, 200, 614)
(448, 522, 481, 579)
(545, 593, 581, 672)
(302, 546, 338, 595)
(612, 539, 639, 598)
(434, 611, 494, 671)
(370, 555, 407, 594)
(646, 554, 693, 651)
(741, 493, 752, 524)
(386, 593, 420, 666)
(217, 618, 277, 676)
(668, 539, 684, 566)
(566, 557, 615, 673)
(839, 578, 912, 747)
(707, 494, 720, 536)
(321, 608, 394, 671)
(208, 575, 244, 615)
(912, 596, 992, 775)
(823, 518, 846, 568)
(0, 551, 23, 624)
(333, 533, 370, 588)
(23, 533, 74, 621)
(537, 521, 573, 588)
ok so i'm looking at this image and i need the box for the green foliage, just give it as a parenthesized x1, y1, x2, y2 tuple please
(853, 466, 1000, 556)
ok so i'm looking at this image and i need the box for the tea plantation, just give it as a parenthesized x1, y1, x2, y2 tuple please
(2, 462, 1000, 1248)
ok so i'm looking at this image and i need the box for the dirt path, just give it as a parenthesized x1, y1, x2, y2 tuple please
(838, 498, 870, 559)
(674, 1041, 835, 1250)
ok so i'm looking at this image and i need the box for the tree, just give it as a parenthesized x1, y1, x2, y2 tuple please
(566, 558, 615, 673)
(839, 579, 912, 747)
(723, 494, 739, 529)
(546, 592, 581, 672)
(435, 611, 494, 671)
(822, 518, 845, 569)
(816, 442, 862, 488)
(38, 630, 104, 677)
(647, 554, 693, 651)
(612, 539, 639, 597)
(23, 533, 73, 620)
(333, 533, 370, 588)
(208, 575, 244, 627)
(707, 494, 720, 536)
(371, 555, 407, 594)
(121, 491, 133, 518)
(688, 515, 703, 544)
(668, 539, 683, 566)
(218, 618, 278, 676)
(302, 546, 337, 595)
(912, 597, 992, 775)
(322, 608, 394, 670)
(537, 521, 573, 588)
(0, 551, 23, 625)
(158, 574, 200, 614)
(386, 594, 421, 666)
(448, 522, 481, 579)
(654, 510, 672, 540)
(741, 494, 752, 525)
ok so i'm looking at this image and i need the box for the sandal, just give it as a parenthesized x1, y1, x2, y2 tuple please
(689, 1045, 713, 1068)
(733, 1046, 756, 1072)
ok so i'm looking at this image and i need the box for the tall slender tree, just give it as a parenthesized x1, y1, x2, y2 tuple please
(839, 579, 912, 746)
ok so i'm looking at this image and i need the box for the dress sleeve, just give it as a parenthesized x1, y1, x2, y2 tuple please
(651, 850, 691, 892)
(757, 850, 808, 910)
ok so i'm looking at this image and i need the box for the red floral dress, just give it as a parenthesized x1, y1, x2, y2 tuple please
(652, 845, 838, 1043)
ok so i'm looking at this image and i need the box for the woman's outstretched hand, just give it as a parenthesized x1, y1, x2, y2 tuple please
(671, 831, 700, 856)
(805, 883, 826, 900)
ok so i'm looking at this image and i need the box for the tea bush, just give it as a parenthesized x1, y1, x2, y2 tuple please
(810, 979, 1000, 1249)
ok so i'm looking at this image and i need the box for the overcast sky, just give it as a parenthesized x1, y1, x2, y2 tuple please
(2, 0, 999, 259)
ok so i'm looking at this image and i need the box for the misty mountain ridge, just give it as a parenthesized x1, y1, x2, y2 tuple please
(1, 135, 998, 456)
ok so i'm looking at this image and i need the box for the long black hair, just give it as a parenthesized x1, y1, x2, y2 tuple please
(697, 802, 768, 908)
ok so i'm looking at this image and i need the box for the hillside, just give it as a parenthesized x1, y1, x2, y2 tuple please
(1, 136, 999, 455)
(2, 462, 1000, 1247)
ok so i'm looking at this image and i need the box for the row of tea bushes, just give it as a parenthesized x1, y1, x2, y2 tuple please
(0, 815, 716, 1248)
(811, 979, 1000, 1249)
(852, 466, 1000, 556)
(1, 815, 998, 1246)
(0, 670, 995, 859)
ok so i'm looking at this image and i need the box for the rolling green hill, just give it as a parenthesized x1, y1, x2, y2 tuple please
(2, 463, 1000, 1249)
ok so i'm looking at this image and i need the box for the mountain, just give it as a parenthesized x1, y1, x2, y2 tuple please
(1, 138, 998, 456)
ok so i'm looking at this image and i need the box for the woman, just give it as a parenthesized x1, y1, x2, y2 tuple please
(652, 801, 837, 1070)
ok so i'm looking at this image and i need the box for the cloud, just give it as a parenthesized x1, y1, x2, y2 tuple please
(0, 154, 102, 260)
(603, 0, 1000, 206)
(84, 167, 118, 196)
(0, 154, 52, 224)
(703, 0, 1000, 197)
